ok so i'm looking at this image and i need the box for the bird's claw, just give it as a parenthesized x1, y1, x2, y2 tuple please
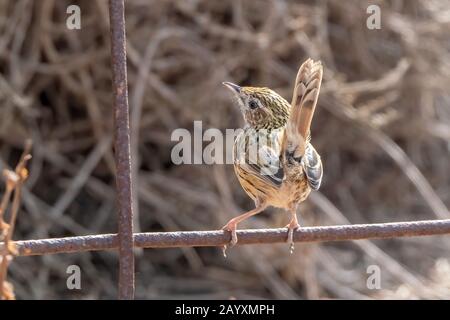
(222, 222, 238, 258)
(285, 223, 300, 254)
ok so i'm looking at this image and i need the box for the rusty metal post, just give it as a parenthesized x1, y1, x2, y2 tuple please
(109, 0, 135, 300)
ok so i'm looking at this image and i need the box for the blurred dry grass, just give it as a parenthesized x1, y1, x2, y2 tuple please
(0, 0, 450, 299)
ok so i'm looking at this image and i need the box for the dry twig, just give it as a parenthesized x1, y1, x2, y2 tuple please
(0, 141, 31, 300)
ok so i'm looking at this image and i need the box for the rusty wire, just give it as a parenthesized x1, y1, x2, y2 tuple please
(109, 0, 135, 300)
(5, 218, 450, 257)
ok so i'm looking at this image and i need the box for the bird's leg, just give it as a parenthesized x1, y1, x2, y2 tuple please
(285, 209, 301, 254)
(222, 201, 267, 257)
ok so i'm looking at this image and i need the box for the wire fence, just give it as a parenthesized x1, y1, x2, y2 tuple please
(8, 219, 450, 256)
(0, 0, 450, 300)
(109, 0, 135, 300)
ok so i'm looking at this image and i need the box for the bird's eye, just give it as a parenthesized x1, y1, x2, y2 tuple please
(248, 99, 258, 110)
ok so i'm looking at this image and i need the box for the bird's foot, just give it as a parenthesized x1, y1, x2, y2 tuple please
(285, 222, 300, 254)
(222, 220, 238, 258)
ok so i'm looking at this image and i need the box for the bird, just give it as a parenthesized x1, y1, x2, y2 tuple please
(222, 58, 323, 254)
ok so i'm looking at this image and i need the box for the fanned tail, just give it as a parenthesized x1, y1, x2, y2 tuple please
(284, 59, 323, 159)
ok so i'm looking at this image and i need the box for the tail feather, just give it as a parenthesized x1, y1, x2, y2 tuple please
(284, 59, 323, 158)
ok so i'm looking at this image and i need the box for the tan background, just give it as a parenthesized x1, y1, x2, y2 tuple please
(0, 0, 449, 299)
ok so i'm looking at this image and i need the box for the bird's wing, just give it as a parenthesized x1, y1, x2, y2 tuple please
(234, 129, 284, 188)
(302, 143, 323, 190)
(282, 59, 323, 160)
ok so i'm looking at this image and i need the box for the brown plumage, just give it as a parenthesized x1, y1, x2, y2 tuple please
(222, 58, 323, 253)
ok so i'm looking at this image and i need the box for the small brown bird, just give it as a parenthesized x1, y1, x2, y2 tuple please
(222, 58, 323, 253)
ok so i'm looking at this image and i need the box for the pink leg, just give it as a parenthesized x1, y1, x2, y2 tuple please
(222, 201, 267, 256)
(285, 209, 301, 254)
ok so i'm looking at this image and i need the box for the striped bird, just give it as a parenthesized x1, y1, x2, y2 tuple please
(222, 58, 323, 253)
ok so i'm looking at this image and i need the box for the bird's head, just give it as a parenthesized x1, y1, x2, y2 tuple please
(223, 82, 291, 130)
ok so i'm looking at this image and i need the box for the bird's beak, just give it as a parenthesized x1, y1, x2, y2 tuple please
(222, 81, 241, 94)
